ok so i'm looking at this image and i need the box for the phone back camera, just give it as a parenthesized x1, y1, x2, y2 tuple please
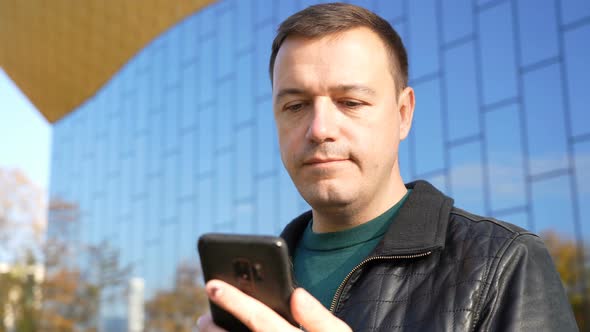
(253, 263, 264, 281)
(233, 260, 251, 281)
(233, 259, 255, 295)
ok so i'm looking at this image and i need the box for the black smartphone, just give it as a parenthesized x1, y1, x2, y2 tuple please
(197, 233, 297, 332)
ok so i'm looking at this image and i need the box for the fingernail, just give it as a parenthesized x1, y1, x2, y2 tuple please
(208, 285, 222, 299)
(196, 316, 203, 327)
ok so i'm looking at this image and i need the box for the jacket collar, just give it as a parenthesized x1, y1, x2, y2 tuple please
(280, 180, 454, 257)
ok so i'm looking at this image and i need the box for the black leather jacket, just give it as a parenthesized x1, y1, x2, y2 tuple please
(281, 181, 578, 331)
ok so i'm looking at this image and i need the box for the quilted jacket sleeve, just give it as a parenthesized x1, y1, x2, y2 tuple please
(474, 234, 579, 331)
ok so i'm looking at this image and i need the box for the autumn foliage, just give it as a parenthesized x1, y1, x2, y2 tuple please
(145, 262, 209, 332)
(542, 231, 589, 331)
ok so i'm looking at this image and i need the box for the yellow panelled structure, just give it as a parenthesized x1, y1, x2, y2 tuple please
(0, 0, 217, 123)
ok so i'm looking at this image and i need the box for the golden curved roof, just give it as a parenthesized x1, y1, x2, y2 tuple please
(0, 0, 216, 123)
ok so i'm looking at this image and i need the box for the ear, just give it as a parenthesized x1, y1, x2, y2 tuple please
(397, 87, 415, 141)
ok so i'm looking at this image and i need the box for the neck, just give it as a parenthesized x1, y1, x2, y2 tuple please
(311, 169, 407, 233)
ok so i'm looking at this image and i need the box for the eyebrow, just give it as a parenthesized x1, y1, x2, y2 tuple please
(332, 84, 377, 96)
(274, 84, 376, 104)
(275, 88, 307, 103)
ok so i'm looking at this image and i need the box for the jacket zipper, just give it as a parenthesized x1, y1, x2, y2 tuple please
(328, 251, 433, 313)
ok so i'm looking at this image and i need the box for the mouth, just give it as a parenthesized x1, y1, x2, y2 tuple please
(303, 157, 350, 166)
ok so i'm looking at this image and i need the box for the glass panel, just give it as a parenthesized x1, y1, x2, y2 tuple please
(255, 0, 274, 24)
(478, 2, 518, 105)
(564, 24, 590, 137)
(180, 63, 199, 131)
(161, 155, 178, 222)
(560, 0, 590, 25)
(484, 104, 527, 212)
(531, 175, 575, 235)
(449, 140, 486, 215)
(236, 0, 253, 52)
(217, 8, 235, 78)
(408, 0, 439, 79)
(178, 200, 198, 260)
(199, 38, 215, 104)
(573, 141, 590, 246)
(255, 98, 277, 175)
(163, 89, 181, 155)
(181, 16, 200, 63)
(256, 176, 277, 234)
(517, 0, 559, 66)
(376, 0, 404, 22)
(179, 131, 196, 199)
(215, 151, 234, 225)
(135, 73, 150, 135)
(198, 176, 214, 225)
(523, 64, 568, 175)
(413, 78, 445, 175)
(236, 125, 254, 200)
(216, 78, 235, 150)
(444, 41, 480, 141)
(198, 105, 214, 175)
(442, 0, 473, 43)
(254, 24, 274, 98)
(236, 52, 255, 125)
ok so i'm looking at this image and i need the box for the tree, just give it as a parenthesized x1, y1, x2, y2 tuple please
(145, 261, 209, 332)
(38, 241, 131, 332)
(0, 168, 46, 332)
(0, 166, 132, 331)
(0, 168, 46, 263)
(542, 231, 590, 331)
(38, 199, 132, 332)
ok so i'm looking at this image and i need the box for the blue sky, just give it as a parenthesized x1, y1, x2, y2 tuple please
(0, 68, 51, 192)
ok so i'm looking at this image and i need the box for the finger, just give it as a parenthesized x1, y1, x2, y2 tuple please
(206, 279, 297, 332)
(197, 313, 227, 332)
(291, 288, 352, 332)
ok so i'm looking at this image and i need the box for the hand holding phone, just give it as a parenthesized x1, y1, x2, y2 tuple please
(197, 281, 353, 332)
(197, 233, 297, 332)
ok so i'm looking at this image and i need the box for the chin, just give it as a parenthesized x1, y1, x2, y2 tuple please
(299, 185, 356, 209)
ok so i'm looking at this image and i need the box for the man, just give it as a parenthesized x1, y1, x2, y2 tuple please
(198, 3, 577, 331)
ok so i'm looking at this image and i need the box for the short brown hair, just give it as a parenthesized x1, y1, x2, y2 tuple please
(269, 2, 409, 94)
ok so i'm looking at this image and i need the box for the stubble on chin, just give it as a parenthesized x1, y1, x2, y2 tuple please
(296, 175, 357, 210)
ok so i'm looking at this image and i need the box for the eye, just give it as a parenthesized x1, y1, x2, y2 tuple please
(284, 102, 305, 112)
(339, 100, 363, 108)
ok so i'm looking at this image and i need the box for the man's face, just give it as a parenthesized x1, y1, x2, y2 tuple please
(272, 27, 411, 212)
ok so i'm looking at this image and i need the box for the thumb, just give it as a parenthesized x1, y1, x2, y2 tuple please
(291, 288, 352, 332)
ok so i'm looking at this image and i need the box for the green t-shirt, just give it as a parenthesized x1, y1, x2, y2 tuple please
(293, 190, 411, 309)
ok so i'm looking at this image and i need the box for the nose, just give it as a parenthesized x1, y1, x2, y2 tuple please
(306, 98, 339, 143)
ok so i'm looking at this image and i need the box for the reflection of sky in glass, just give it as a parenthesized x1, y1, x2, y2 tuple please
(413, 78, 445, 176)
(46, 0, 590, 319)
(561, 0, 590, 24)
(517, 0, 559, 67)
(441, 0, 473, 44)
(445, 42, 480, 141)
(484, 104, 527, 212)
(564, 24, 590, 137)
(532, 176, 575, 234)
(215, 152, 233, 225)
(449, 141, 485, 214)
(408, 0, 439, 80)
(478, 2, 518, 106)
(574, 142, 590, 248)
(523, 64, 568, 175)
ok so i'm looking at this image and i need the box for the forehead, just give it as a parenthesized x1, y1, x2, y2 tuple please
(272, 27, 394, 92)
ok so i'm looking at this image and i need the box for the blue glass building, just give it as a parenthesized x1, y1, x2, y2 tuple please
(48, 0, 590, 328)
